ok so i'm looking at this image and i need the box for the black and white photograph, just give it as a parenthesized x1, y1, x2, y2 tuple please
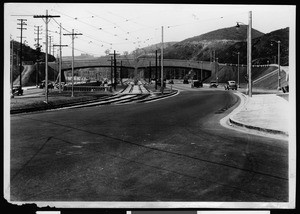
(3, 3, 296, 209)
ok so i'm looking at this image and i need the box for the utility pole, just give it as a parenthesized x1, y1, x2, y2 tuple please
(49, 35, 52, 55)
(10, 37, 14, 98)
(149, 61, 151, 83)
(108, 56, 113, 92)
(216, 58, 219, 84)
(53, 23, 68, 93)
(17, 18, 27, 92)
(248, 11, 252, 97)
(155, 50, 158, 90)
(108, 51, 119, 90)
(201, 61, 203, 81)
(52, 43, 56, 81)
(34, 25, 42, 87)
(63, 29, 82, 97)
(114, 50, 117, 90)
(161, 26, 164, 94)
(278, 41, 281, 89)
(120, 60, 123, 83)
(34, 10, 60, 103)
(237, 52, 240, 87)
(53, 46, 67, 92)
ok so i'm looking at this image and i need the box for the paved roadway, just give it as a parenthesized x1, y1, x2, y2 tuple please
(10, 87, 288, 202)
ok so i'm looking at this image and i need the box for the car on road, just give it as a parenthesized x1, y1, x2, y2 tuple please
(39, 81, 54, 89)
(55, 82, 65, 89)
(12, 85, 23, 96)
(192, 80, 203, 88)
(224, 80, 237, 90)
(183, 79, 189, 84)
(209, 81, 218, 88)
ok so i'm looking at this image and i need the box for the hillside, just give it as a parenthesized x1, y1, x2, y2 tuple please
(128, 41, 178, 58)
(182, 25, 263, 42)
(217, 27, 289, 65)
(10, 40, 56, 83)
(163, 25, 264, 61)
(162, 26, 289, 67)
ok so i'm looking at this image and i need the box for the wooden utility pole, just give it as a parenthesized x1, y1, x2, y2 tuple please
(10, 37, 14, 98)
(53, 23, 68, 93)
(237, 52, 240, 87)
(34, 25, 42, 87)
(63, 29, 82, 97)
(149, 61, 151, 83)
(34, 10, 60, 103)
(247, 11, 252, 97)
(114, 50, 117, 90)
(161, 26, 164, 94)
(17, 18, 27, 91)
(155, 50, 158, 90)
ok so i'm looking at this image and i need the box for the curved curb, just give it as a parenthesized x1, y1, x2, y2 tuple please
(221, 91, 289, 138)
(228, 118, 289, 137)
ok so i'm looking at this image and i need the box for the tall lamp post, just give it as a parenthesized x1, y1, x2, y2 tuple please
(271, 40, 281, 89)
(236, 10, 252, 97)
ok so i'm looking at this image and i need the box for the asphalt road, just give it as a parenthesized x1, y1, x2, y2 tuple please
(10, 88, 288, 202)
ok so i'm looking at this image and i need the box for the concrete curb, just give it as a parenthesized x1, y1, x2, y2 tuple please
(228, 118, 289, 137)
(228, 92, 289, 137)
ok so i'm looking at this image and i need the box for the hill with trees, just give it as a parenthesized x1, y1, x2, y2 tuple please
(216, 27, 289, 65)
(10, 40, 56, 83)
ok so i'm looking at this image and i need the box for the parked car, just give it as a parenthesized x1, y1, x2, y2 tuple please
(55, 82, 65, 89)
(224, 80, 237, 90)
(183, 79, 189, 84)
(39, 81, 54, 89)
(12, 85, 23, 96)
(192, 80, 203, 88)
(168, 79, 174, 84)
(209, 81, 218, 88)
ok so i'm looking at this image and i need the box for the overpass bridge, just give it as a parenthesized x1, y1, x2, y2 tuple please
(48, 57, 218, 81)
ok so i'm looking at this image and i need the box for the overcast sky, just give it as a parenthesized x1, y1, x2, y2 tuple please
(4, 3, 295, 57)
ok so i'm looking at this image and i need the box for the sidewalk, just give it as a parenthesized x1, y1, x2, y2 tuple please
(229, 92, 289, 137)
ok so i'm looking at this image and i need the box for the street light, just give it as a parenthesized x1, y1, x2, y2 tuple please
(271, 40, 281, 90)
(236, 11, 252, 97)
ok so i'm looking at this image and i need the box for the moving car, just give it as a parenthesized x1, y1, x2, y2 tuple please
(224, 80, 237, 90)
(209, 81, 218, 88)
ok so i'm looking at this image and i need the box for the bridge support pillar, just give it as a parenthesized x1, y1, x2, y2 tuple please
(210, 61, 218, 81)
